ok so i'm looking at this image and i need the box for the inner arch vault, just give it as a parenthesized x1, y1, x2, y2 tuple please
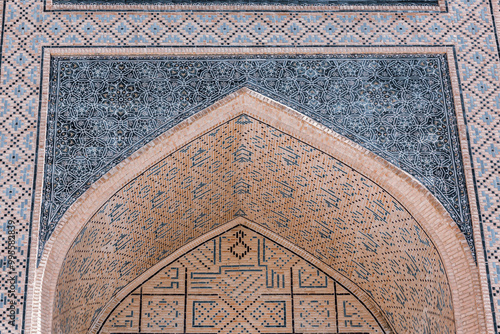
(42, 89, 482, 334)
(99, 222, 387, 333)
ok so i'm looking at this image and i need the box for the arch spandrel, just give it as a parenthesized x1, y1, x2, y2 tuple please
(41, 89, 481, 334)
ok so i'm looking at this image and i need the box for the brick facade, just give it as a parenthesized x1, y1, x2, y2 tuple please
(0, 0, 498, 333)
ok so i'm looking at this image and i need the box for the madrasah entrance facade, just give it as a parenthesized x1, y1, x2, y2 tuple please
(3, 0, 500, 332)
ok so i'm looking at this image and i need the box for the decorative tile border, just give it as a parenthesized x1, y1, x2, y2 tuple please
(44, 0, 446, 13)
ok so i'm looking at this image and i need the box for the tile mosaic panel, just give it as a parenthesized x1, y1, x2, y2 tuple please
(42, 54, 471, 260)
(54, 115, 454, 334)
(100, 226, 385, 334)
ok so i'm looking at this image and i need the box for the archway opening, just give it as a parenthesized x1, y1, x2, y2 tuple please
(39, 89, 481, 334)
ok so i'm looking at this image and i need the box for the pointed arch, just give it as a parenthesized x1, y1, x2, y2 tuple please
(32, 88, 483, 333)
(94, 218, 390, 333)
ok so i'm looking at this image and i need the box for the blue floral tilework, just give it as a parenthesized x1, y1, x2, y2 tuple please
(41, 54, 471, 260)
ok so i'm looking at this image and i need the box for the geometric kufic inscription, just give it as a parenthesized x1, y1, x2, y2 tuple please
(100, 296, 140, 333)
(142, 296, 183, 332)
(295, 297, 337, 332)
(338, 295, 385, 333)
(100, 226, 385, 333)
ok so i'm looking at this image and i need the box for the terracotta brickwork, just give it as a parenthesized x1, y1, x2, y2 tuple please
(54, 110, 455, 333)
(99, 225, 385, 334)
(0, 0, 498, 332)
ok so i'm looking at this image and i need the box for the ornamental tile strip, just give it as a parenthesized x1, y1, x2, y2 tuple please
(41, 54, 471, 261)
(52, 0, 439, 7)
(0, 0, 499, 331)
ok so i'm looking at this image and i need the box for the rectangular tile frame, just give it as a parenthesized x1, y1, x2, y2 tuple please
(26, 45, 490, 334)
(44, 0, 447, 13)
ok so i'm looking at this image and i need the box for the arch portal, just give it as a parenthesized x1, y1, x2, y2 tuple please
(35, 89, 482, 334)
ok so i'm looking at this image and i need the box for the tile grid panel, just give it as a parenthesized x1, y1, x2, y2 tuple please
(0, 0, 499, 333)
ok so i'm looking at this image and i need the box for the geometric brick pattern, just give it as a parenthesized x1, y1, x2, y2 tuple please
(141, 296, 183, 332)
(1, 0, 500, 331)
(54, 115, 454, 333)
(41, 54, 471, 259)
(100, 226, 385, 333)
(100, 296, 140, 333)
(295, 297, 337, 332)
